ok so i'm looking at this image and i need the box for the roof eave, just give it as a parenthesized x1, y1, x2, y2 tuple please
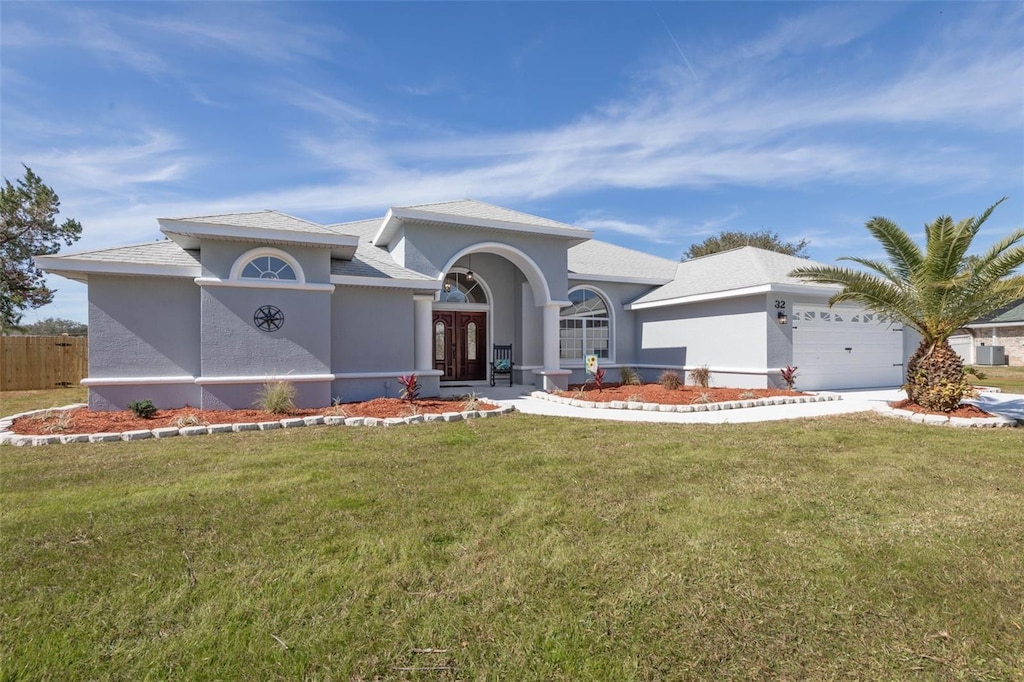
(625, 282, 840, 310)
(372, 206, 593, 248)
(34, 255, 201, 281)
(159, 219, 359, 258)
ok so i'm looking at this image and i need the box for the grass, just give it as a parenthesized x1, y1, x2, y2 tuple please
(3, 413, 1023, 680)
(970, 364, 1024, 394)
(0, 386, 88, 417)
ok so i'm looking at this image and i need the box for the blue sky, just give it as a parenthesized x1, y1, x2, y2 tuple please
(2, 1, 1022, 324)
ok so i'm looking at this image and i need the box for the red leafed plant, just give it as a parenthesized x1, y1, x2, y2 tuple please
(397, 374, 420, 402)
(780, 365, 798, 390)
(588, 368, 606, 392)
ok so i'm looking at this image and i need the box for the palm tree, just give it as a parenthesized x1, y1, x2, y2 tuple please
(790, 198, 1024, 412)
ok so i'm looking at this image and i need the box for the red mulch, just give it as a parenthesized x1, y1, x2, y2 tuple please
(11, 398, 499, 436)
(889, 399, 992, 419)
(560, 383, 802, 405)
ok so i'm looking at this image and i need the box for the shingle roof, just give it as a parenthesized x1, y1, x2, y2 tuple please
(40, 240, 201, 267)
(331, 243, 435, 281)
(165, 210, 338, 236)
(630, 246, 837, 305)
(326, 218, 385, 241)
(397, 199, 585, 232)
(568, 239, 678, 282)
(971, 298, 1024, 325)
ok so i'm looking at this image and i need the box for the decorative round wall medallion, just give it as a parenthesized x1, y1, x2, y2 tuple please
(254, 305, 284, 332)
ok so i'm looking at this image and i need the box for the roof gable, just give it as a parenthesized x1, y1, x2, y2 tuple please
(372, 199, 592, 248)
(969, 298, 1024, 326)
(628, 246, 839, 308)
(159, 210, 359, 258)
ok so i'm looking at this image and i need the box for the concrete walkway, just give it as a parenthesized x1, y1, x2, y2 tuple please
(442, 385, 903, 424)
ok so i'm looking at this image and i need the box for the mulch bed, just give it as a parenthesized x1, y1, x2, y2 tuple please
(560, 383, 802, 405)
(11, 398, 499, 436)
(888, 399, 992, 419)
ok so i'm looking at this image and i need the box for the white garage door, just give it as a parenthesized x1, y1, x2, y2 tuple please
(792, 305, 905, 391)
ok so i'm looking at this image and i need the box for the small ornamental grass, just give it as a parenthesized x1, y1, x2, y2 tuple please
(255, 380, 296, 414)
(659, 370, 682, 390)
(689, 365, 712, 388)
(618, 366, 642, 386)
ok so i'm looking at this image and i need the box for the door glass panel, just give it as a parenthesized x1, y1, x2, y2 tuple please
(467, 322, 477, 360)
(434, 321, 445, 361)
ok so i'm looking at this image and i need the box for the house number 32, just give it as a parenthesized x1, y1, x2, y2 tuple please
(774, 300, 786, 309)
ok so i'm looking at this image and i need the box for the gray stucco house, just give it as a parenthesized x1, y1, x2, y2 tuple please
(37, 200, 916, 410)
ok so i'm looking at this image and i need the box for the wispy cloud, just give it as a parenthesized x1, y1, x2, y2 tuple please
(24, 129, 192, 191)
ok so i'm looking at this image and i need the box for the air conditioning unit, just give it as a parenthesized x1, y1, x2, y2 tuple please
(975, 345, 1005, 366)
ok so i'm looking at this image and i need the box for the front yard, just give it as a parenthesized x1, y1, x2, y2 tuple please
(2, 411, 1022, 680)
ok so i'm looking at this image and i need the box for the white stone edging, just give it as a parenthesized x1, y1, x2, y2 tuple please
(0, 402, 516, 447)
(872, 403, 1018, 428)
(530, 391, 843, 412)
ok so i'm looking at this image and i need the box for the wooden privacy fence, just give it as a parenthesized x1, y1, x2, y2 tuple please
(0, 336, 88, 391)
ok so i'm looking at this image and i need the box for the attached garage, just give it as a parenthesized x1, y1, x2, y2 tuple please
(792, 304, 905, 390)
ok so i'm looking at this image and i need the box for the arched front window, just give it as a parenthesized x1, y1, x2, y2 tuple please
(241, 255, 296, 280)
(560, 288, 611, 360)
(440, 271, 487, 303)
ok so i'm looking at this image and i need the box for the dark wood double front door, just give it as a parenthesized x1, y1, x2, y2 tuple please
(433, 311, 486, 381)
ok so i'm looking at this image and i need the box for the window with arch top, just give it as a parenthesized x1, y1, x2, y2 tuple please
(241, 255, 296, 280)
(560, 287, 611, 360)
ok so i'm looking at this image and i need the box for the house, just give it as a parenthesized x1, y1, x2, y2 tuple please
(950, 299, 1024, 366)
(35, 200, 917, 410)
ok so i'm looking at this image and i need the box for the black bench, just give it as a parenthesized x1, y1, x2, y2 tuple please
(490, 344, 514, 387)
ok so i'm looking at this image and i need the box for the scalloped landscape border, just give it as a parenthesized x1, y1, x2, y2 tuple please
(535, 390, 1020, 428)
(0, 402, 517, 447)
(533, 390, 843, 413)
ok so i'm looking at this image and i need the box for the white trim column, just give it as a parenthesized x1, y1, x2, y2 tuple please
(414, 295, 435, 373)
(534, 302, 571, 391)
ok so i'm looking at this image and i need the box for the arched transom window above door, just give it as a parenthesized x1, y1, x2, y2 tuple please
(560, 287, 612, 361)
(440, 270, 487, 304)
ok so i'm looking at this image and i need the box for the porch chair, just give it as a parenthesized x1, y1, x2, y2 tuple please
(490, 344, 514, 387)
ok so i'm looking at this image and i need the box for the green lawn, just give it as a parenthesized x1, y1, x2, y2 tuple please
(3, 413, 1023, 680)
(971, 364, 1024, 394)
(0, 386, 88, 417)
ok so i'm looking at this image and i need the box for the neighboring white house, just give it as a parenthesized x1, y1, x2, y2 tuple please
(36, 200, 917, 410)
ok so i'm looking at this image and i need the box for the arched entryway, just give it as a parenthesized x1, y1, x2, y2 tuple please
(433, 269, 489, 381)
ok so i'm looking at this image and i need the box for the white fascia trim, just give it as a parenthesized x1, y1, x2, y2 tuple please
(159, 219, 358, 250)
(33, 257, 200, 280)
(330, 274, 441, 290)
(195, 374, 335, 385)
(625, 283, 837, 310)
(82, 375, 196, 386)
(965, 321, 1024, 329)
(569, 273, 673, 286)
(532, 369, 572, 376)
(373, 206, 593, 247)
(194, 277, 335, 293)
(333, 370, 444, 379)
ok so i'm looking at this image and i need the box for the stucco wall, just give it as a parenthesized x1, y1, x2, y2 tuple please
(331, 287, 414, 373)
(394, 223, 571, 303)
(87, 275, 202, 410)
(199, 241, 331, 283)
(634, 295, 768, 388)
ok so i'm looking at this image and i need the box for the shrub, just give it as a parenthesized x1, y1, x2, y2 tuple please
(691, 391, 712, 404)
(462, 392, 481, 411)
(619, 366, 641, 386)
(739, 390, 758, 400)
(688, 365, 711, 388)
(398, 374, 420, 402)
(128, 399, 157, 419)
(780, 365, 799, 390)
(172, 414, 207, 428)
(33, 408, 74, 433)
(255, 380, 296, 414)
(659, 370, 682, 390)
(586, 368, 606, 392)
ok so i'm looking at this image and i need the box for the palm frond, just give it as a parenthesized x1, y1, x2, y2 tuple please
(864, 217, 922, 280)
